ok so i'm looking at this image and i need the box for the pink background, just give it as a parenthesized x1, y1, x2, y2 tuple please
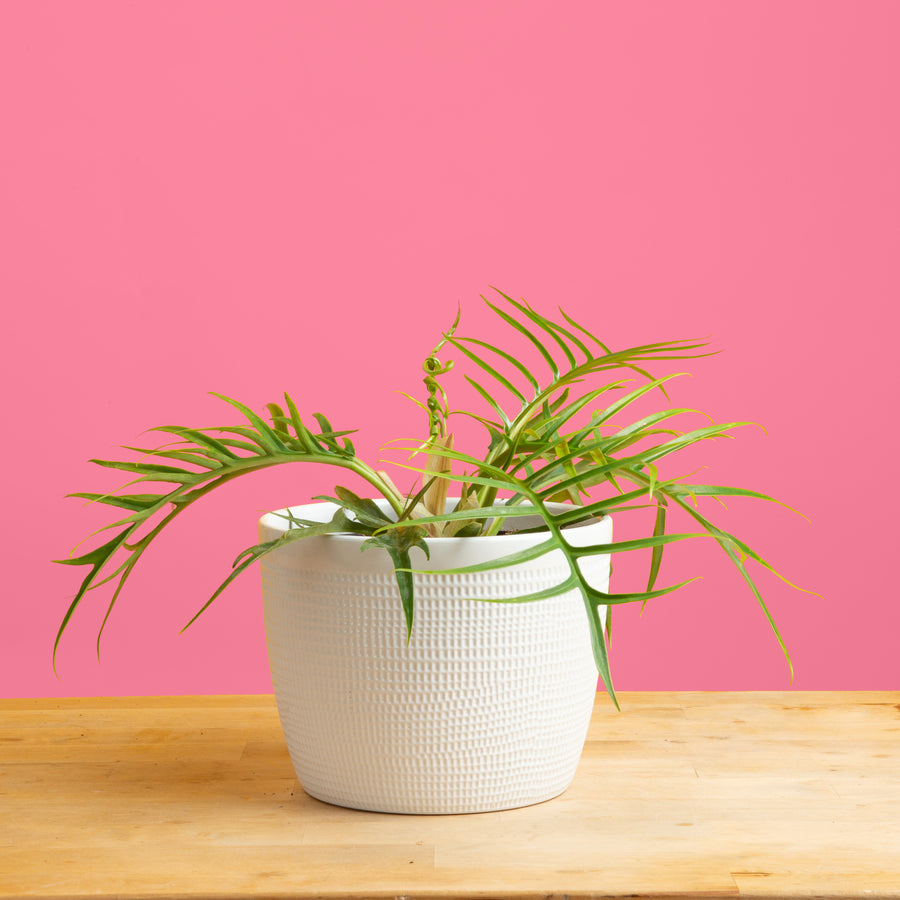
(2, 1, 897, 698)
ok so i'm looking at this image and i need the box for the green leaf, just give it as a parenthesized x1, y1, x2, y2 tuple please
(513, 298, 594, 361)
(602, 407, 704, 452)
(67, 492, 163, 512)
(718, 539, 794, 682)
(448, 335, 540, 392)
(88, 459, 196, 483)
(591, 577, 701, 606)
(483, 294, 560, 378)
(489, 288, 579, 369)
(266, 402, 290, 436)
(569, 532, 705, 557)
(406, 535, 559, 575)
(210, 393, 289, 452)
(444, 336, 528, 405)
(280, 393, 321, 453)
(362, 525, 430, 642)
(670, 484, 807, 518)
(181, 508, 361, 632)
(329, 486, 393, 528)
(512, 386, 626, 473)
(312, 412, 340, 446)
(52, 527, 136, 672)
(646, 502, 667, 602)
(390, 502, 542, 529)
(532, 422, 750, 501)
(585, 595, 616, 706)
(120, 446, 224, 470)
(202, 429, 269, 455)
(478, 575, 580, 604)
(592, 374, 687, 427)
(151, 426, 242, 461)
(464, 375, 512, 426)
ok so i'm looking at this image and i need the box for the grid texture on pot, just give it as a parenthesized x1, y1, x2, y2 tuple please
(261, 542, 607, 814)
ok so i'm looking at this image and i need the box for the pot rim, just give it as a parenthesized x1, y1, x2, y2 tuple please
(259, 497, 610, 544)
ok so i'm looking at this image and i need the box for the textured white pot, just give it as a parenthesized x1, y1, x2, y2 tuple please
(259, 500, 612, 814)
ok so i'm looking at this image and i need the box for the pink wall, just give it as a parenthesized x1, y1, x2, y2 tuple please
(2, 1, 897, 698)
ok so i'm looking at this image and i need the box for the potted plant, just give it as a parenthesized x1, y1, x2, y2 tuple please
(56, 289, 799, 814)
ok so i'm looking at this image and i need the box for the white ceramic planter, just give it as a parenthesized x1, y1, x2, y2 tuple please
(259, 501, 612, 814)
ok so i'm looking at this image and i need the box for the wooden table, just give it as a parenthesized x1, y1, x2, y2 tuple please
(2, 691, 898, 899)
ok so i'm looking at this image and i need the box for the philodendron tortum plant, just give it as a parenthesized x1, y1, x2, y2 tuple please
(57, 288, 804, 705)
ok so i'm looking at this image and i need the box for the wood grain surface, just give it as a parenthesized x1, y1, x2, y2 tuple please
(1, 691, 898, 899)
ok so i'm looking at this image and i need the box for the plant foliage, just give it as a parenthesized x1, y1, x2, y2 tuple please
(57, 288, 803, 705)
